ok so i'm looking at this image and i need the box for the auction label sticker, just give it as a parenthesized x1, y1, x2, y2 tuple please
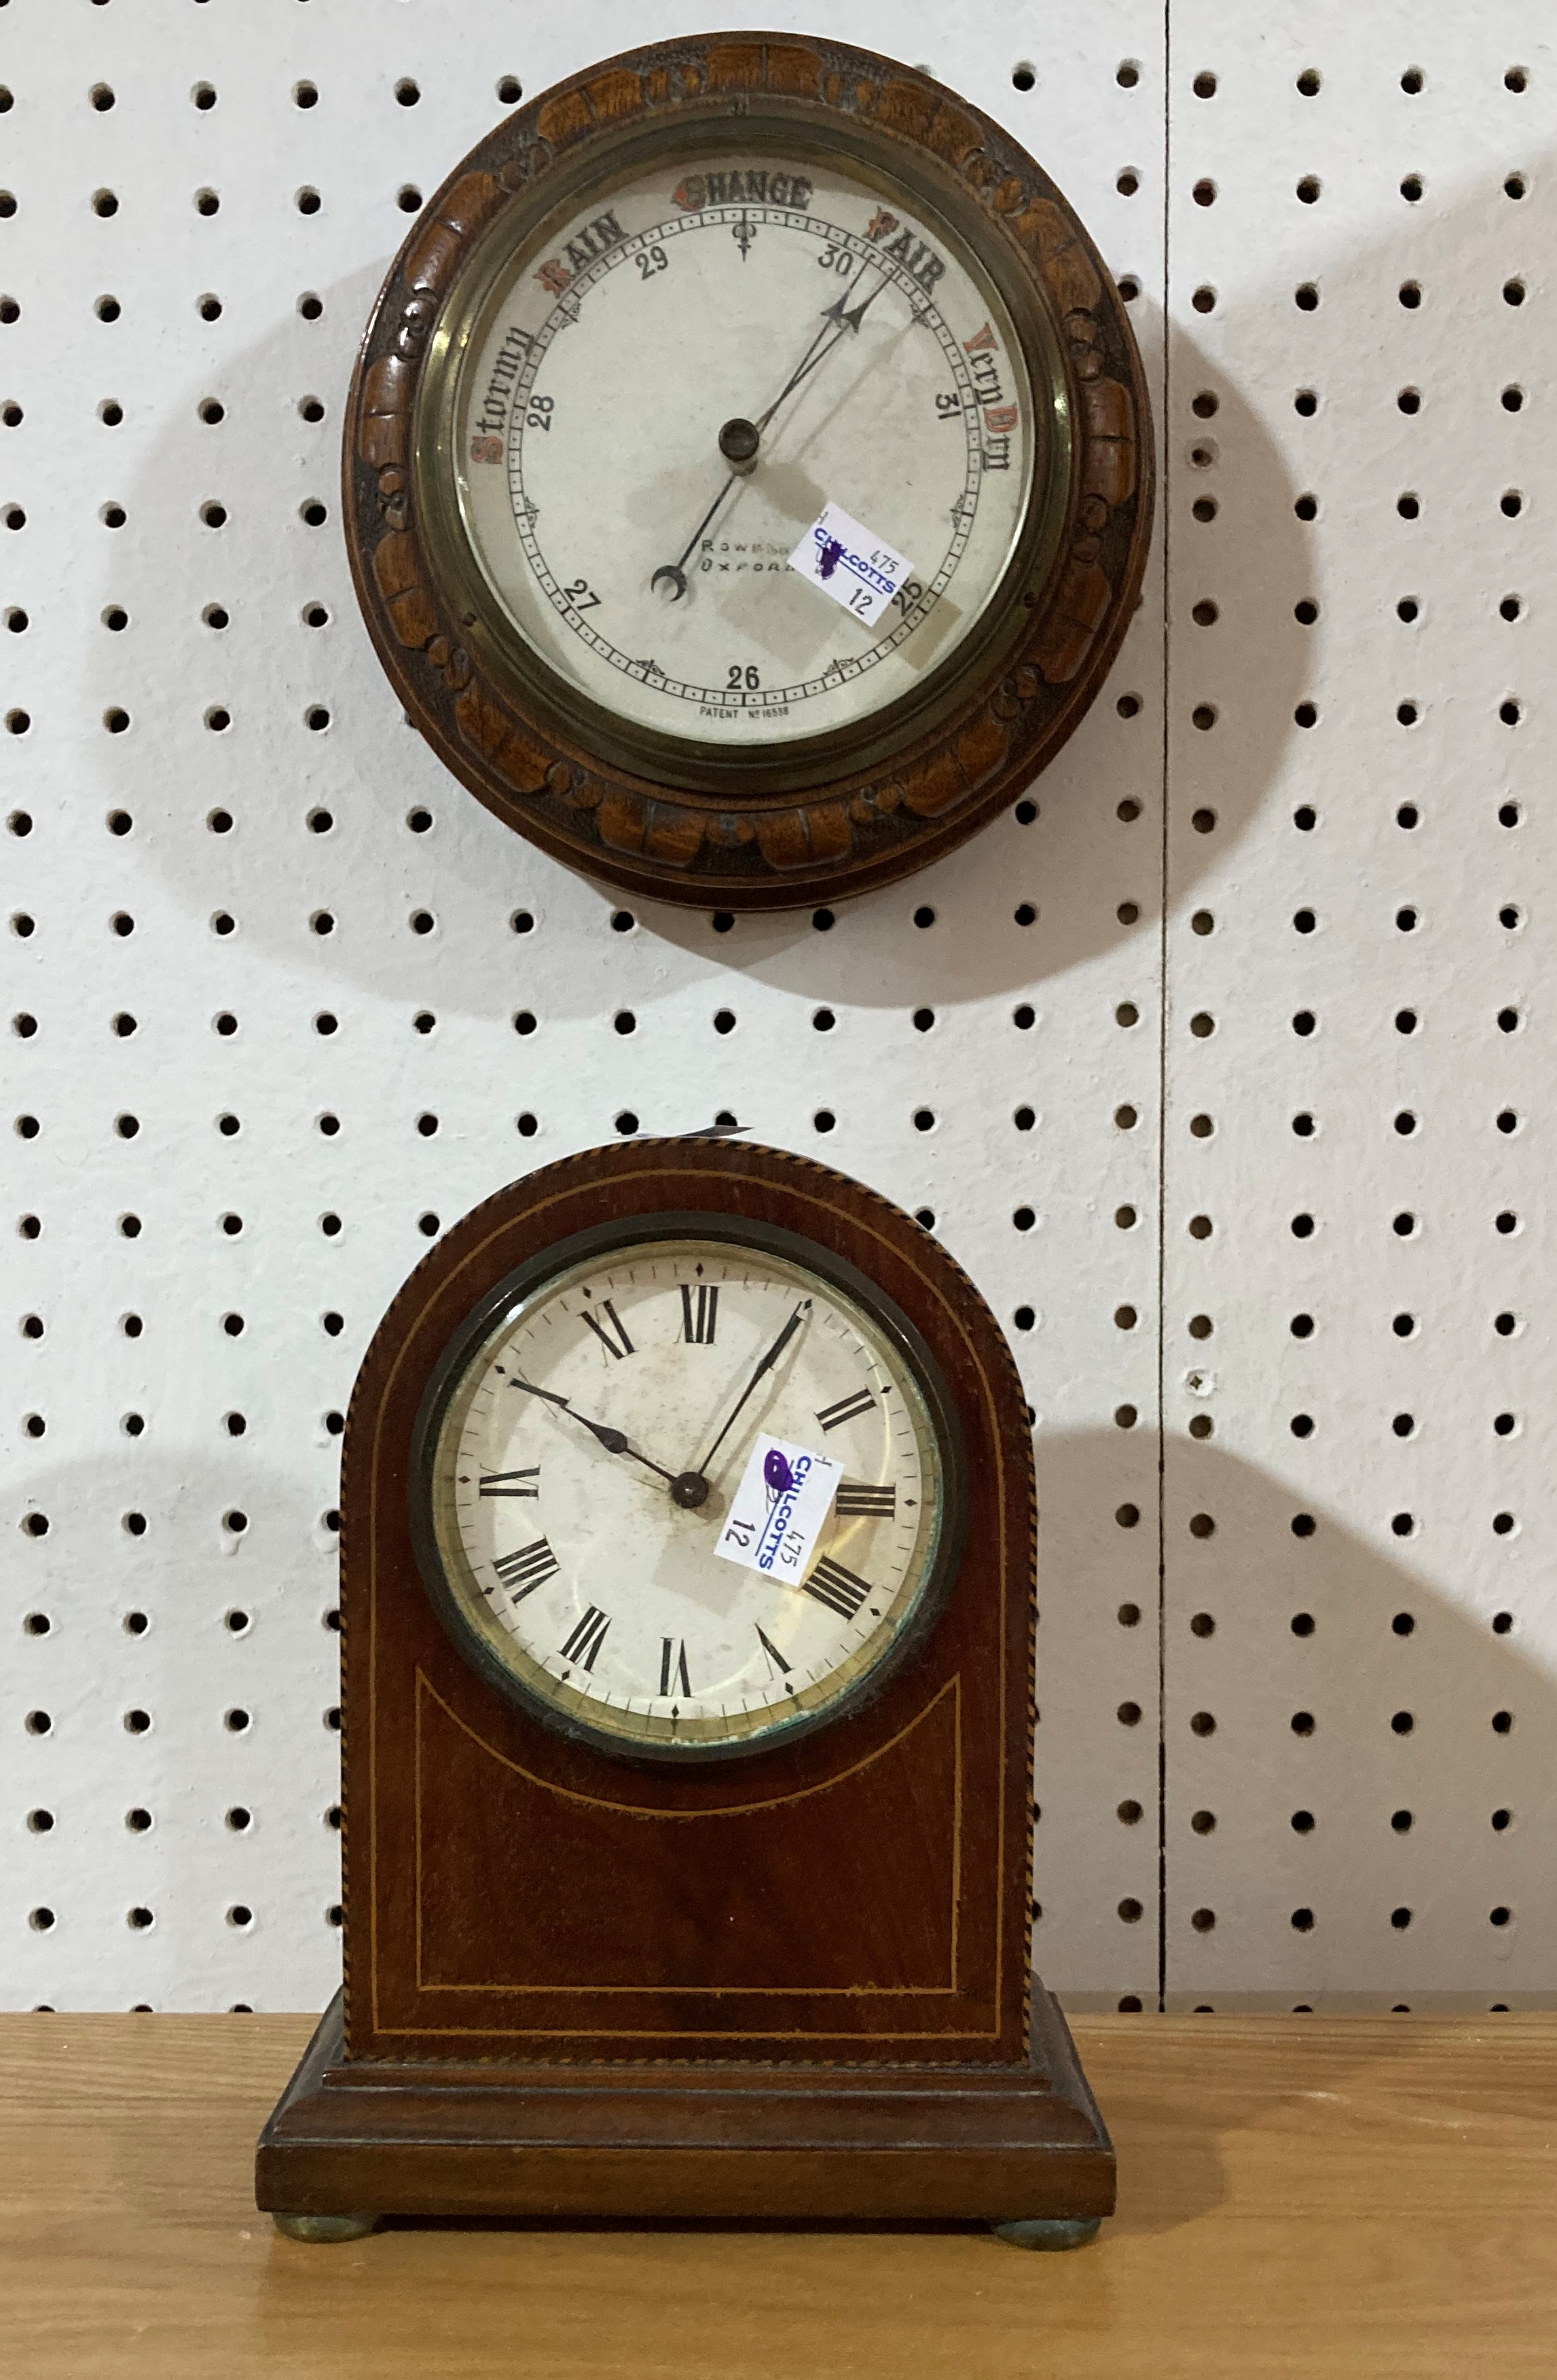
(715, 1433, 843, 1580)
(788, 502, 914, 627)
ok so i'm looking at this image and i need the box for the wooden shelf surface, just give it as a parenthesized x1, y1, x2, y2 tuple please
(1, 2012, 1554, 2378)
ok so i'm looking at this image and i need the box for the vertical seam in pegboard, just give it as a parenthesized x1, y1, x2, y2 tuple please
(1155, 0, 1175, 2019)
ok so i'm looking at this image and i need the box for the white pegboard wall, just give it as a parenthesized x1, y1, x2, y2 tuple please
(0, 0, 1550, 2018)
(1161, 0, 1557, 2011)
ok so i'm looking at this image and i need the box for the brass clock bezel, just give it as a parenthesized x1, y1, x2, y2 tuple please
(344, 32, 1152, 909)
(406, 1209, 970, 1768)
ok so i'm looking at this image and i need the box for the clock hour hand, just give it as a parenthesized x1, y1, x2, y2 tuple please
(693, 1300, 810, 1480)
(510, 1378, 680, 1486)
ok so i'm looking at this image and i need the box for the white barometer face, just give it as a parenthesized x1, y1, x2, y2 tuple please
(444, 145, 1045, 751)
(418, 1233, 955, 1757)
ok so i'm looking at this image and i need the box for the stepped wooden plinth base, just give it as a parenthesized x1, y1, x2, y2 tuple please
(256, 1988, 1114, 2232)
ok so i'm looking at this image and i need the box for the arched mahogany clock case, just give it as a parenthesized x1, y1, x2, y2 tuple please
(256, 1139, 1114, 2241)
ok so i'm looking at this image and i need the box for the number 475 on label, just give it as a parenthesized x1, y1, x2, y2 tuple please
(788, 502, 915, 629)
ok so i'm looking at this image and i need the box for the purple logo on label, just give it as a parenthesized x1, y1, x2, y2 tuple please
(756, 1446, 813, 1571)
(809, 522, 895, 599)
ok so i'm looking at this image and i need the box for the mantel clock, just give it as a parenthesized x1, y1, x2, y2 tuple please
(257, 1139, 1114, 2248)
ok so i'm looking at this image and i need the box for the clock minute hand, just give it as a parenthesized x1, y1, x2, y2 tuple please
(693, 1300, 810, 1480)
(510, 1379, 680, 1486)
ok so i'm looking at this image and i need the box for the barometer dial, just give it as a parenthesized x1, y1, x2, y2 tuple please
(348, 35, 1151, 906)
(451, 152, 1039, 750)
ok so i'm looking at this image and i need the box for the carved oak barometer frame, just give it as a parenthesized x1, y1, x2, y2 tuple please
(344, 34, 1152, 910)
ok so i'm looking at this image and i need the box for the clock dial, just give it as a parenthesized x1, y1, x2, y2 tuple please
(448, 147, 1046, 754)
(418, 1232, 954, 1757)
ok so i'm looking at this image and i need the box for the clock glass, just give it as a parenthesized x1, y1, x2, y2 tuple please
(412, 1224, 961, 1759)
(418, 129, 1067, 786)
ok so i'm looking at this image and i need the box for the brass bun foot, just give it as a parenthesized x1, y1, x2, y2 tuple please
(272, 2211, 378, 2244)
(989, 2215, 1102, 2252)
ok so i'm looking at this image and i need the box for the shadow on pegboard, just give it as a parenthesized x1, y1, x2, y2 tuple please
(638, 311, 1303, 1008)
(1035, 1429, 1557, 2013)
(81, 295, 1296, 1017)
(7, 1440, 344, 2013)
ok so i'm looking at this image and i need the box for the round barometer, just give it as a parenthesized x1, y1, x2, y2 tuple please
(346, 33, 1151, 909)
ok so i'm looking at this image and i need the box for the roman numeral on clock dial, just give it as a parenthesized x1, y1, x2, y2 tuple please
(492, 1536, 560, 1601)
(680, 1283, 718, 1344)
(559, 1605, 611, 1672)
(580, 1298, 635, 1359)
(479, 1467, 541, 1498)
(803, 1555, 871, 1620)
(816, 1387, 877, 1433)
(659, 1637, 692, 1697)
(835, 1480, 895, 1517)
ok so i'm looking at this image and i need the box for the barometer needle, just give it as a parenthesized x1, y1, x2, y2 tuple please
(650, 257, 892, 600)
(693, 1300, 810, 1479)
(511, 1378, 680, 1486)
(653, 471, 743, 598)
(754, 268, 892, 431)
